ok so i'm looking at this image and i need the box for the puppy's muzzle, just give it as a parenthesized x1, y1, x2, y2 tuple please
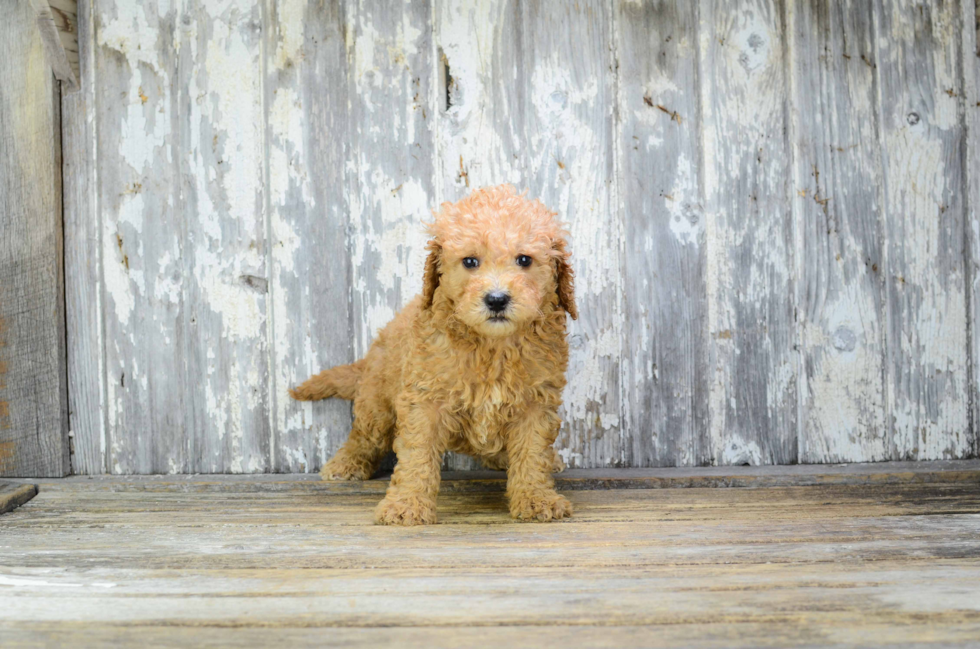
(484, 291, 511, 314)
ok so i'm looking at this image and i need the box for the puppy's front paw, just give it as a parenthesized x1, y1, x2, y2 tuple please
(510, 490, 573, 522)
(320, 452, 372, 481)
(374, 495, 437, 526)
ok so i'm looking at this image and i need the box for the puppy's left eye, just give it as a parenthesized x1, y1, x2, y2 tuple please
(516, 255, 533, 267)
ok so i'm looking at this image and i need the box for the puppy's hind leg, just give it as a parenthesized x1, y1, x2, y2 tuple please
(321, 392, 394, 481)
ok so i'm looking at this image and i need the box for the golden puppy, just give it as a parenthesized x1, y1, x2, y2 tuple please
(290, 184, 577, 525)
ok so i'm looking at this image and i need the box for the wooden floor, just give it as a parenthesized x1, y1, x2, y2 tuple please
(2, 461, 980, 648)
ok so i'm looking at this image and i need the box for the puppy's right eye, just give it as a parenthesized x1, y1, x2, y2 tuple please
(462, 257, 480, 269)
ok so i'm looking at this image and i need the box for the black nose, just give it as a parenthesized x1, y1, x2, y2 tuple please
(484, 291, 511, 313)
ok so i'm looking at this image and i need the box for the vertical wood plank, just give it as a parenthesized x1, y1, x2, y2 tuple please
(266, 0, 353, 473)
(964, 0, 980, 459)
(0, 0, 70, 477)
(178, 0, 271, 473)
(874, 0, 971, 459)
(347, 0, 436, 362)
(521, 0, 623, 468)
(63, 0, 106, 474)
(700, 0, 798, 465)
(95, 0, 184, 473)
(432, 0, 524, 470)
(617, 0, 708, 467)
(433, 0, 526, 203)
(790, 0, 888, 462)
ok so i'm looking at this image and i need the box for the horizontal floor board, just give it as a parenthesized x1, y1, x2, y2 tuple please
(10, 459, 979, 494)
(2, 468, 980, 647)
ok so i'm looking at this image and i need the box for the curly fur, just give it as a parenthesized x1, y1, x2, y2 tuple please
(290, 184, 577, 525)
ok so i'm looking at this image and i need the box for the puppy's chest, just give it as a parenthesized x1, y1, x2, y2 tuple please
(451, 362, 530, 445)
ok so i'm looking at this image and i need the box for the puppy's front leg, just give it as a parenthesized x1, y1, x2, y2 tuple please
(375, 401, 445, 526)
(506, 407, 573, 522)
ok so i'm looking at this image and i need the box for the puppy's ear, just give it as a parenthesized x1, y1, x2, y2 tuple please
(553, 240, 578, 320)
(422, 241, 442, 309)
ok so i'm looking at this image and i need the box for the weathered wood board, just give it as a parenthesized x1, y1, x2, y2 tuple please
(617, 0, 707, 467)
(791, 0, 888, 462)
(58, 0, 980, 474)
(62, 0, 104, 474)
(0, 482, 37, 514)
(875, 0, 971, 460)
(965, 0, 980, 462)
(700, 0, 797, 466)
(1, 470, 980, 647)
(0, 0, 70, 477)
(266, 0, 353, 473)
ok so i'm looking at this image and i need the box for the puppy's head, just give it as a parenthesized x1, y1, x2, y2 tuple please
(422, 184, 577, 337)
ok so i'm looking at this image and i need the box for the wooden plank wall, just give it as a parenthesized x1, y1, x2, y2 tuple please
(0, 0, 70, 477)
(64, 0, 980, 474)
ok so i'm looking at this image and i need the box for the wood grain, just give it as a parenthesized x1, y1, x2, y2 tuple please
(791, 0, 888, 462)
(63, 0, 105, 474)
(874, 0, 971, 460)
(59, 0, 980, 474)
(5, 621, 980, 649)
(965, 0, 980, 461)
(1, 474, 979, 647)
(93, 0, 185, 474)
(0, 0, 70, 477)
(617, 0, 707, 467)
(27, 0, 77, 90)
(178, 0, 272, 474)
(266, 0, 353, 473)
(0, 482, 37, 514)
(47, 0, 80, 84)
(699, 0, 797, 465)
(346, 0, 436, 361)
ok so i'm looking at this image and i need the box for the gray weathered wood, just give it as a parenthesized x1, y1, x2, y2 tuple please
(266, 0, 353, 472)
(93, 0, 185, 474)
(2, 474, 980, 647)
(965, 0, 980, 461)
(63, 0, 105, 474)
(0, 0, 70, 478)
(346, 0, 436, 361)
(433, 0, 526, 202)
(0, 482, 37, 514)
(60, 0, 980, 474)
(47, 0, 80, 84)
(617, 0, 707, 467)
(177, 0, 271, 474)
(9, 458, 980, 493)
(522, 0, 624, 469)
(28, 0, 78, 91)
(699, 0, 797, 465)
(791, 0, 888, 462)
(874, 0, 971, 459)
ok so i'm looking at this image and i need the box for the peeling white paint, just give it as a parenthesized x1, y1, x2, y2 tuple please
(350, 167, 430, 353)
(666, 153, 701, 246)
(80, 0, 978, 475)
(721, 437, 763, 466)
(435, 0, 524, 194)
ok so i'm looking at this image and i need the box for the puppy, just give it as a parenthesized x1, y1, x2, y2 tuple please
(290, 184, 577, 525)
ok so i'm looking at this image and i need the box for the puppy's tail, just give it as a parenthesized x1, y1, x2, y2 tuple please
(289, 359, 365, 401)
